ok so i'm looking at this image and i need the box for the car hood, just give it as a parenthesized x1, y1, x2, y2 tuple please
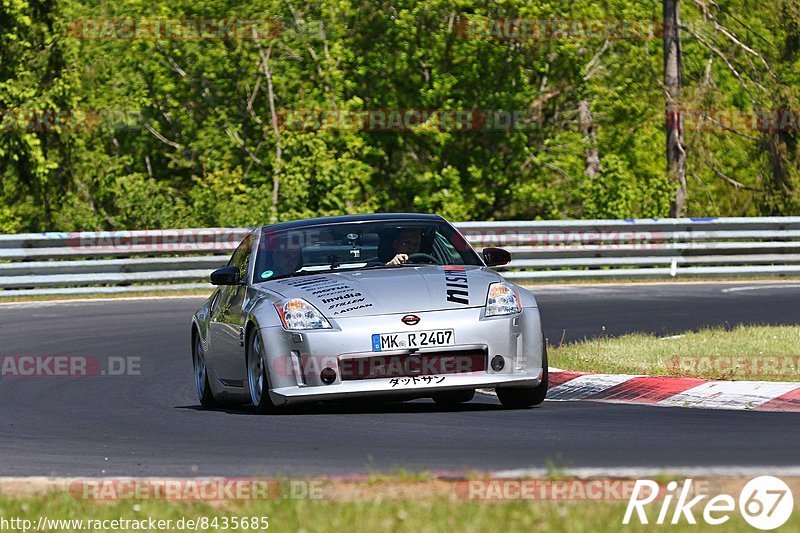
(260, 265, 504, 318)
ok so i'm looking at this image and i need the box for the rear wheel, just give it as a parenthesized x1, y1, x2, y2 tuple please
(247, 329, 282, 413)
(432, 389, 475, 406)
(496, 346, 549, 409)
(193, 332, 219, 408)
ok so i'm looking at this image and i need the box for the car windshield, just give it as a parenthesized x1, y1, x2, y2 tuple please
(253, 219, 482, 282)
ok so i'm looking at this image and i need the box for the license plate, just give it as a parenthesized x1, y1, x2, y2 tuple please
(371, 329, 455, 351)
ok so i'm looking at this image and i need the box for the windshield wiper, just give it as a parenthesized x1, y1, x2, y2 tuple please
(267, 262, 437, 281)
(358, 262, 438, 271)
(268, 263, 366, 281)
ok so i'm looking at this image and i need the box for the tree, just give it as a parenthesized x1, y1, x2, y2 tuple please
(0, 0, 81, 231)
(664, 0, 687, 216)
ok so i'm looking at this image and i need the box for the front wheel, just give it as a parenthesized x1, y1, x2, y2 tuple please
(247, 329, 282, 413)
(496, 346, 548, 409)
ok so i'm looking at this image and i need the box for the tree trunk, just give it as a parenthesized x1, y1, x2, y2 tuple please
(579, 100, 600, 179)
(762, 132, 793, 215)
(258, 45, 282, 224)
(664, 0, 687, 217)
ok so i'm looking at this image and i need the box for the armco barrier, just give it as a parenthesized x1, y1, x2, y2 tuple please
(0, 218, 798, 295)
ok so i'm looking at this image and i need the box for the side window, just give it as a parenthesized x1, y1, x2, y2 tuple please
(227, 235, 253, 282)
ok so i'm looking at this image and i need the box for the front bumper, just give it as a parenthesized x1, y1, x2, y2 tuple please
(259, 305, 544, 406)
(269, 370, 543, 405)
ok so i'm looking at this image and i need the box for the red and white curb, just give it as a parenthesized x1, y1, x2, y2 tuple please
(544, 370, 800, 412)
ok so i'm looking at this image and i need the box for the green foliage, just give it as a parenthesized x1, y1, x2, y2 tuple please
(1, 0, 798, 232)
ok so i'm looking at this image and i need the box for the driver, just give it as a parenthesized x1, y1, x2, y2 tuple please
(386, 228, 422, 265)
(257, 234, 304, 280)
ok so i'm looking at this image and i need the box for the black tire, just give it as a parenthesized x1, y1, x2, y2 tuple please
(193, 331, 220, 408)
(496, 346, 549, 409)
(432, 389, 475, 406)
(246, 328, 282, 414)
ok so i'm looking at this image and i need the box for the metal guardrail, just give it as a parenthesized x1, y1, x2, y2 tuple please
(1, 218, 799, 296)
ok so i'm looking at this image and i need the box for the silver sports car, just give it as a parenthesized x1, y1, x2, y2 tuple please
(191, 213, 547, 412)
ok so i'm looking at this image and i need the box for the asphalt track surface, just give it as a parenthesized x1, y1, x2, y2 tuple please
(0, 282, 798, 477)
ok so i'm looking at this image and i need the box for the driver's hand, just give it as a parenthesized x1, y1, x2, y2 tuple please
(387, 253, 408, 265)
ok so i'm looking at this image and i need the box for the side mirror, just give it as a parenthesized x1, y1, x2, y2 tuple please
(210, 266, 242, 285)
(482, 247, 511, 267)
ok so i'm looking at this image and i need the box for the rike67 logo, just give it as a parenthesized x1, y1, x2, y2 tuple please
(624, 476, 794, 530)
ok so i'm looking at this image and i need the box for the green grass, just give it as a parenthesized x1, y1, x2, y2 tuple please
(550, 325, 800, 381)
(1, 491, 794, 532)
(366, 467, 434, 485)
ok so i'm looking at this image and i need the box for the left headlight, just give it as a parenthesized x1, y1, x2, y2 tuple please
(275, 298, 332, 330)
(485, 283, 521, 317)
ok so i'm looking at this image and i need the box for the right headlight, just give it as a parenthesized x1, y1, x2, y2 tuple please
(274, 298, 332, 330)
(485, 283, 521, 317)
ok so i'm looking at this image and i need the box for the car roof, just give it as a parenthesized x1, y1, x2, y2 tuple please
(258, 213, 447, 232)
